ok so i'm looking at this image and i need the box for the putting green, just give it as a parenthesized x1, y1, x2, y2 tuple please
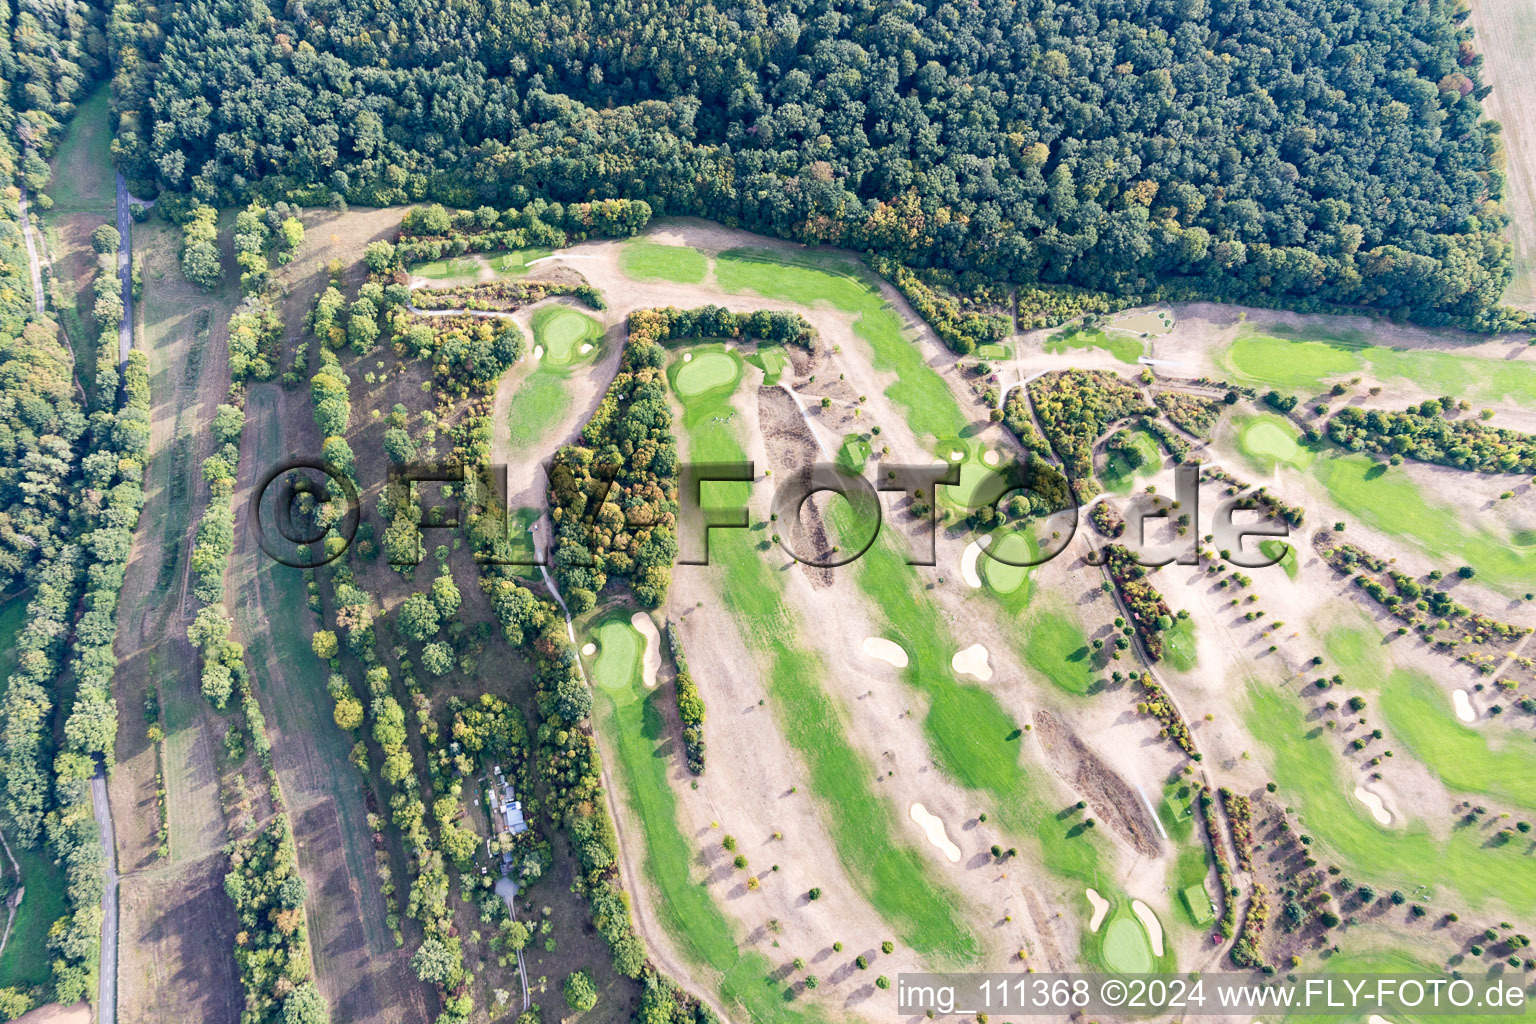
(1259, 538, 1299, 579)
(590, 618, 644, 693)
(673, 350, 740, 397)
(1101, 909, 1155, 974)
(532, 306, 600, 365)
(981, 531, 1033, 595)
(1044, 325, 1143, 364)
(619, 238, 709, 284)
(1236, 413, 1314, 471)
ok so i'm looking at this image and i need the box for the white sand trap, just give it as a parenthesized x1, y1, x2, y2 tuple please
(951, 643, 993, 681)
(982, 449, 999, 466)
(630, 613, 662, 688)
(1084, 888, 1109, 932)
(1369, 1017, 1397, 1024)
(532, 345, 544, 360)
(578, 343, 593, 354)
(950, 450, 964, 460)
(909, 803, 962, 863)
(1132, 899, 1165, 956)
(682, 352, 693, 362)
(1453, 689, 1476, 723)
(862, 636, 909, 668)
(1354, 787, 1392, 825)
(580, 642, 596, 657)
(960, 535, 992, 589)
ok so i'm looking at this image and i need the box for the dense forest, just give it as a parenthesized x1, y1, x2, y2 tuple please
(107, 0, 1523, 327)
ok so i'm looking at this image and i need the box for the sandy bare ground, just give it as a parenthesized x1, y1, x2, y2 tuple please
(11, 1004, 89, 1024)
(116, 852, 241, 1024)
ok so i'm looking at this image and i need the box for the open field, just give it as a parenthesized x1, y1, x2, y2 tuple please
(116, 852, 241, 1024)
(44, 85, 115, 215)
(1044, 324, 1143, 364)
(1468, 0, 1536, 307)
(0, 838, 69, 989)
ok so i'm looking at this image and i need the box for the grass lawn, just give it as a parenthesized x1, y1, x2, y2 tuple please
(46, 84, 115, 215)
(0, 839, 69, 989)
(1161, 616, 1198, 672)
(975, 342, 1012, 360)
(1099, 429, 1161, 493)
(1244, 678, 1536, 911)
(714, 248, 969, 440)
(1289, 947, 1490, 1022)
(1044, 325, 1143, 364)
(1018, 603, 1095, 696)
(1222, 330, 1536, 406)
(1234, 412, 1317, 473)
(665, 351, 979, 965)
(409, 256, 484, 283)
(488, 248, 550, 276)
(618, 239, 709, 284)
(836, 434, 872, 472)
(1311, 452, 1534, 590)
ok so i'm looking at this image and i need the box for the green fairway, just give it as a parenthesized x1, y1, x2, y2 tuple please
(488, 248, 550, 276)
(666, 348, 980, 964)
(46, 84, 115, 214)
(1234, 412, 1316, 472)
(1311, 452, 1534, 589)
(1100, 429, 1161, 493)
(1244, 679, 1536, 910)
(1380, 669, 1536, 815)
(1018, 604, 1095, 696)
(1289, 948, 1491, 1023)
(714, 248, 969, 440)
(532, 305, 600, 365)
(0, 838, 69, 989)
(1161, 617, 1197, 672)
(1101, 908, 1156, 974)
(584, 610, 828, 1023)
(410, 256, 483, 282)
(1222, 331, 1536, 406)
(619, 238, 709, 283)
(672, 350, 741, 397)
(1044, 325, 1143, 364)
(506, 308, 601, 449)
(975, 342, 1012, 360)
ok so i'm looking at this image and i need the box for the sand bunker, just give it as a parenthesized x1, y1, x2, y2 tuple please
(1132, 900, 1164, 957)
(580, 642, 596, 657)
(578, 343, 593, 354)
(1354, 787, 1392, 825)
(682, 352, 693, 362)
(951, 643, 993, 681)
(1368, 1017, 1397, 1024)
(960, 535, 992, 589)
(949, 449, 964, 460)
(982, 449, 999, 466)
(1453, 689, 1475, 723)
(1084, 888, 1110, 932)
(532, 345, 544, 360)
(862, 636, 909, 668)
(909, 803, 962, 863)
(630, 613, 661, 688)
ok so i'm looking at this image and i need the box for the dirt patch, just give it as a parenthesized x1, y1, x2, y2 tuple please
(11, 1004, 89, 1024)
(1031, 711, 1161, 859)
(756, 385, 833, 587)
(117, 852, 241, 1024)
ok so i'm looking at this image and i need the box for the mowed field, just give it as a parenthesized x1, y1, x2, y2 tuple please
(1469, 0, 1536, 306)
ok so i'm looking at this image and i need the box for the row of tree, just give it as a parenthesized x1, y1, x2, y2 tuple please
(1328, 402, 1536, 474)
(107, 0, 1528, 329)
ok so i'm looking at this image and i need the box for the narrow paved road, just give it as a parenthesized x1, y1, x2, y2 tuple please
(91, 772, 119, 1024)
(17, 182, 45, 315)
(115, 172, 133, 366)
